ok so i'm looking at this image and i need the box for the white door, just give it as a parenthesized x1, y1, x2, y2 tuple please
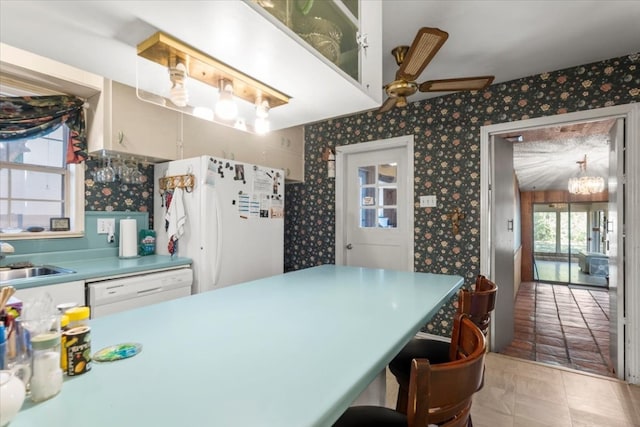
(608, 118, 625, 376)
(491, 135, 515, 352)
(335, 137, 414, 271)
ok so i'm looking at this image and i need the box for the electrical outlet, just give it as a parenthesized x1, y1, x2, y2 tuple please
(419, 195, 437, 208)
(97, 218, 115, 234)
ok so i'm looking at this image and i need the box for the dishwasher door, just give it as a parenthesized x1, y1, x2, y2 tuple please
(87, 268, 193, 318)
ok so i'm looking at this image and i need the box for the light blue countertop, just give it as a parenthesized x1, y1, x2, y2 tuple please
(1, 249, 192, 289)
(11, 265, 463, 427)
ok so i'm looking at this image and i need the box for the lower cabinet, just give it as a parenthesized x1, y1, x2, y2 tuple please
(14, 280, 85, 309)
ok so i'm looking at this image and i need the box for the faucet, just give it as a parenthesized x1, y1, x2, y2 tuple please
(0, 241, 15, 265)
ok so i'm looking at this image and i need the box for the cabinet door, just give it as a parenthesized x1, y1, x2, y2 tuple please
(14, 281, 85, 309)
(358, 0, 383, 104)
(108, 81, 180, 161)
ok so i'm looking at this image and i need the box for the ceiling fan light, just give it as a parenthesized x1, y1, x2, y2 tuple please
(215, 82, 238, 121)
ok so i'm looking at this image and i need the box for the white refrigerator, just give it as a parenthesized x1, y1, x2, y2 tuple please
(154, 155, 284, 294)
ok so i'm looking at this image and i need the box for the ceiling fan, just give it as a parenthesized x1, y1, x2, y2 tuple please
(379, 27, 495, 113)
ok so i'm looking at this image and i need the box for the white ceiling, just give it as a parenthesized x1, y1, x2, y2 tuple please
(1, 1, 638, 190)
(380, 1, 640, 104)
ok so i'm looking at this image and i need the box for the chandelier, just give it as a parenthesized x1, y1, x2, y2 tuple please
(567, 155, 605, 195)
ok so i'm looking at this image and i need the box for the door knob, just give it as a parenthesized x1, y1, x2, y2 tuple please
(346, 243, 353, 250)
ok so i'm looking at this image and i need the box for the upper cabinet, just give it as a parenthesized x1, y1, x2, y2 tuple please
(245, 0, 383, 109)
(88, 80, 181, 162)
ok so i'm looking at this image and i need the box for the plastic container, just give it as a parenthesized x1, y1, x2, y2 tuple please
(139, 229, 156, 256)
(30, 332, 63, 402)
(62, 307, 91, 376)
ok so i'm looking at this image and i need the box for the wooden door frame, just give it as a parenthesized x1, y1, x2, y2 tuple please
(335, 135, 415, 270)
(480, 104, 640, 383)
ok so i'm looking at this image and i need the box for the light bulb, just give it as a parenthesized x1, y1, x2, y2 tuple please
(168, 63, 188, 107)
(170, 85, 188, 107)
(254, 116, 270, 135)
(215, 83, 238, 121)
(256, 99, 270, 119)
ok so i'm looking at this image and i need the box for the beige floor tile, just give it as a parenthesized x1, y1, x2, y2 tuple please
(561, 369, 619, 400)
(513, 415, 570, 427)
(499, 358, 565, 385)
(515, 374, 568, 404)
(470, 403, 515, 427)
(569, 406, 638, 427)
(567, 394, 638, 425)
(609, 382, 640, 425)
(483, 369, 518, 392)
(513, 393, 571, 426)
(473, 384, 516, 417)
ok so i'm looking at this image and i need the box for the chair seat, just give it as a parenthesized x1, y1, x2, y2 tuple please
(333, 406, 407, 427)
(388, 338, 450, 384)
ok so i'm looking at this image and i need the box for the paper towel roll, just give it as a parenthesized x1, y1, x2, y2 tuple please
(119, 219, 138, 258)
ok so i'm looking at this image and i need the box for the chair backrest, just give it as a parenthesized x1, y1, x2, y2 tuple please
(458, 275, 497, 335)
(406, 316, 486, 427)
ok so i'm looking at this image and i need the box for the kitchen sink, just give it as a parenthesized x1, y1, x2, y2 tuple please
(0, 265, 75, 283)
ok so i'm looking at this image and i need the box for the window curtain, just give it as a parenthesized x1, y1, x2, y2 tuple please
(0, 95, 87, 163)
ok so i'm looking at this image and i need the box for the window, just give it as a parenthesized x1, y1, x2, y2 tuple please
(0, 86, 85, 238)
(358, 163, 398, 228)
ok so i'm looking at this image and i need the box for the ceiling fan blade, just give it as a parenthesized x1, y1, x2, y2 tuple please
(419, 76, 495, 92)
(378, 96, 398, 113)
(396, 27, 448, 81)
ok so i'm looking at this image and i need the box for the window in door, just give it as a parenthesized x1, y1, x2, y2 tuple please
(358, 163, 397, 228)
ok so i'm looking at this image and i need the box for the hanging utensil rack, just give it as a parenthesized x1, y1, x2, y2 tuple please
(158, 174, 195, 193)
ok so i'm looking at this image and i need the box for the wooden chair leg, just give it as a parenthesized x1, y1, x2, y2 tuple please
(395, 383, 409, 414)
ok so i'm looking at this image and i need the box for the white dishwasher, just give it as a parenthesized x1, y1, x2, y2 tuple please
(87, 267, 193, 318)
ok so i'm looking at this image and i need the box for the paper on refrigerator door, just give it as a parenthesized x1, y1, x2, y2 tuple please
(238, 193, 260, 218)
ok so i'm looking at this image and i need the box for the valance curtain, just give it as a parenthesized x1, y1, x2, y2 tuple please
(0, 95, 87, 163)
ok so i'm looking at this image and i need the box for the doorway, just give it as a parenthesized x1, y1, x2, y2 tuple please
(335, 135, 414, 271)
(480, 104, 640, 383)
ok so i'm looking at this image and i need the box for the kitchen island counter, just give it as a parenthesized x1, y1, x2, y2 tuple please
(11, 265, 463, 427)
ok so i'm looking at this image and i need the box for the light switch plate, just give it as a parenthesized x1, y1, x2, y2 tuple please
(419, 195, 437, 208)
(97, 218, 115, 234)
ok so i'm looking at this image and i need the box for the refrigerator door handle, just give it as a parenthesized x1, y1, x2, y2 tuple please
(211, 189, 223, 287)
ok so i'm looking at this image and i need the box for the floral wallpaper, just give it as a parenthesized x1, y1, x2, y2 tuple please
(285, 52, 640, 336)
(84, 157, 155, 229)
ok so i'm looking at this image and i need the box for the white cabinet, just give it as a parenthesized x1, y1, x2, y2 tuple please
(88, 80, 181, 162)
(14, 281, 85, 309)
(245, 0, 382, 105)
(181, 114, 305, 182)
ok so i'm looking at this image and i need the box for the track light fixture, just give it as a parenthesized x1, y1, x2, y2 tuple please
(137, 31, 290, 134)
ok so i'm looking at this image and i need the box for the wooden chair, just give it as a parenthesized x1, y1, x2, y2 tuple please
(333, 315, 486, 427)
(389, 275, 497, 414)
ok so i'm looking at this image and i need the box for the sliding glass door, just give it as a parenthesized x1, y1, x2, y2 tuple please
(533, 202, 608, 287)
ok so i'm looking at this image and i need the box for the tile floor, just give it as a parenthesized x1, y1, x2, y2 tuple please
(384, 353, 640, 426)
(500, 281, 613, 377)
